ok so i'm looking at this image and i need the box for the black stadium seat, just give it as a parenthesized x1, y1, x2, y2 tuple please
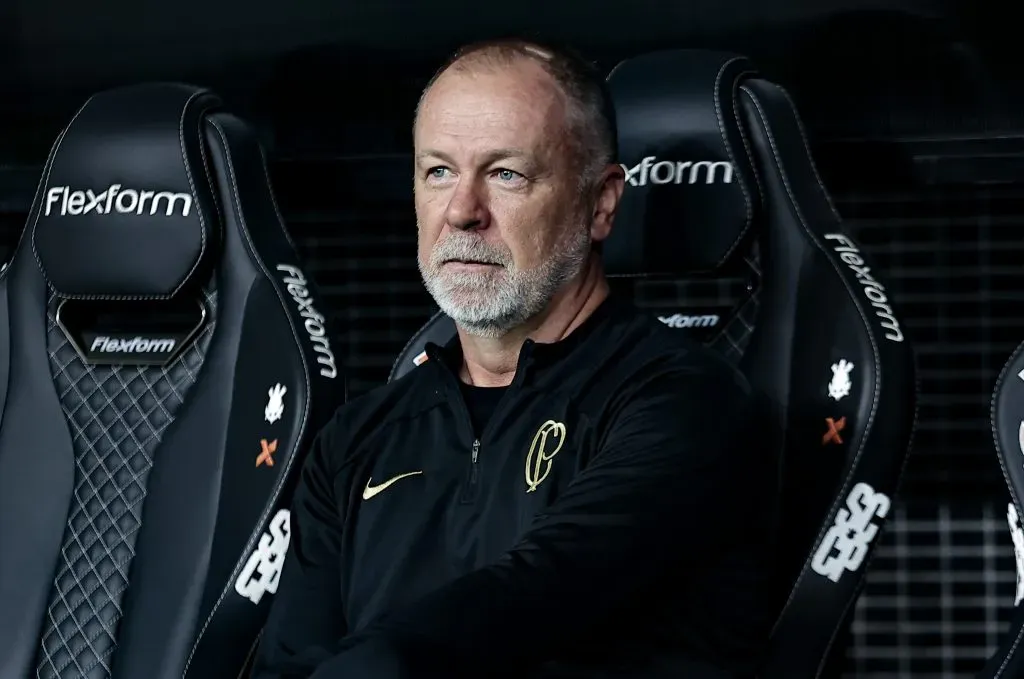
(0, 84, 345, 679)
(981, 340, 1024, 678)
(390, 50, 918, 676)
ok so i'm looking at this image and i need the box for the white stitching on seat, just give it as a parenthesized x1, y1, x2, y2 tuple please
(28, 97, 95, 287)
(775, 86, 844, 225)
(989, 342, 1024, 529)
(164, 90, 210, 301)
(608, 56, 755, 278)
(709, 58, 757, 269)
(181, 119, 312, 678)
(737, 85, 887, 663)
(732, 78, 764, 215)
(28, 89, 212, 302)
(624, 57, 756, 277)
(779, 79, 922, 673)
(257, 144, 301, 255)
(993, 617, 1024, 678)
(987, 340, 1024, 678)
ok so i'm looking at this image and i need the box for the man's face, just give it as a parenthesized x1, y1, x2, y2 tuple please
(413, 60, 594, 338)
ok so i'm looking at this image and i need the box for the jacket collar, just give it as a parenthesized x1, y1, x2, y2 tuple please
(424, 293, 630, 388)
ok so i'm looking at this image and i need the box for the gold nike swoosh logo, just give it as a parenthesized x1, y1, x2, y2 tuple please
(362, 471, 423, 500)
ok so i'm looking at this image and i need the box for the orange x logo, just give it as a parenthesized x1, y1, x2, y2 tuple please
(822, 417, 847, 445)
(256, 438, 278, 467)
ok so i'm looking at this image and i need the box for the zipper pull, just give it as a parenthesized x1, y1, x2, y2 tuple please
(471, 439, 480, 464)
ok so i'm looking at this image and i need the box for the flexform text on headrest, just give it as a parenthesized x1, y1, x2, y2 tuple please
(604, 50, 762, 276)
(31, 83, 222, 299)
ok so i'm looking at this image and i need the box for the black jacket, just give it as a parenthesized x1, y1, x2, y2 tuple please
(251, 297, 779, 679)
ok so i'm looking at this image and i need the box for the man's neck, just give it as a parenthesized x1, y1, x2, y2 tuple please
(457, 257, 609, 387)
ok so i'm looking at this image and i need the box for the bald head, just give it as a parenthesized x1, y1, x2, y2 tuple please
(415, 39, 617, 186)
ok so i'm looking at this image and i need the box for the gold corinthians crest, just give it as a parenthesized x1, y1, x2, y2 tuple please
(525, 420, 566, 493)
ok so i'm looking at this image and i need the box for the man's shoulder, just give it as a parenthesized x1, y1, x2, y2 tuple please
(605, 302, 750, 394)
(333, 365, 442, 430)
(599, 307, 762, 458)
(314, 365, 444, 461)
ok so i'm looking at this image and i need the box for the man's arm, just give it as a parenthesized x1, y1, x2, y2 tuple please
(309, 355, 775, 678)
(250, 424, 348, 679)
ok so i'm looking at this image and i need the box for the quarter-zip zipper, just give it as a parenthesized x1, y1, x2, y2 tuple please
(439, 339, 536, 504)
(451, 382, 487, 504)
(460, 438, 481, 504)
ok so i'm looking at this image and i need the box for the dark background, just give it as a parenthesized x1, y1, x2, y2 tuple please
(1, 1, 1021, 676)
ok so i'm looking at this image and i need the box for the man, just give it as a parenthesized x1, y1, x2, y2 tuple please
(252, 39, 778, 679)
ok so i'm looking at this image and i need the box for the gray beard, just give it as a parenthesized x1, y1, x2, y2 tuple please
(419, 224, 591, 339)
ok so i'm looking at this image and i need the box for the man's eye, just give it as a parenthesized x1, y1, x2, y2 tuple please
(428, 167, 450, 179)
(494, 169, 522, 182)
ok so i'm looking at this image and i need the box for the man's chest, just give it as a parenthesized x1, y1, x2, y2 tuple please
(337, 398, 599, 630)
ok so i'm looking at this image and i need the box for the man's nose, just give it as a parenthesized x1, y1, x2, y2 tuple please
(445, 178, 489, 232)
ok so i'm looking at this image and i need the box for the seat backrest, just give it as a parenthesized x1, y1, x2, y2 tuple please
(389, 50, 918, 677)
(981, 340, 1024, 678)
(0, 84, 345, 679)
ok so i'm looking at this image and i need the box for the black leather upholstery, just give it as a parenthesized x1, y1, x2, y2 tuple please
(390, 50, 918, 677)
(981, 340, 1024, 678)
(730, 57, 918, 679)
(33, 86, 219, 300)
(0, 83, 345, 679)
(979, 605, 1024, 679)
(606, 53, 755, 276)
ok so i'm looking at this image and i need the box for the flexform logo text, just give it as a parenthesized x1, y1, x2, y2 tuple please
(277, 263, 339, 379)
(623, 157, 734, 187)
(658, 313, 720, 329)
(90, 335, 176, 354)
(45, 184, 193, 218)
(824, 233, 904, 343)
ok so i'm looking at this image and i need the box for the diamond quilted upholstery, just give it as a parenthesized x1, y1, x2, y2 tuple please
(35, 288, 217, 679)
(628, 246, 761, 364)
(707, 247, 761, 364)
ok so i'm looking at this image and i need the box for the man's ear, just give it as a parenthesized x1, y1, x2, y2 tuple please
(590, 163, 625, 243)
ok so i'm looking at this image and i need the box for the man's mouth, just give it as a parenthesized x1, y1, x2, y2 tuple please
(444, 258, 499, 266)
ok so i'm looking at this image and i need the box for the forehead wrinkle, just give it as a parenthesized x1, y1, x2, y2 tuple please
(421, 57, 569, 127)
(417, 65, 573, 169)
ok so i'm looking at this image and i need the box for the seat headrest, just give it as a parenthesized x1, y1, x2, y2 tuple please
(31, 83, 222, 299)
(605, 50, 761, 276)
